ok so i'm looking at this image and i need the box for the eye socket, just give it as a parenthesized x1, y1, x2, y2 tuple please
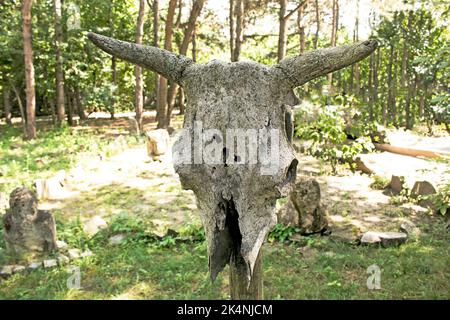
(285, 110, 293, 143)
(286, 159, 298, 184)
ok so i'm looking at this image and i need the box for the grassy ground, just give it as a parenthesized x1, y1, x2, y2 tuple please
(0, 217, 448, 299)
(0, 124, 141, 197)
(0, 121, 449, 300)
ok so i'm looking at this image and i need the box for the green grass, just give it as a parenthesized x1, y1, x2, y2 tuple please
(0, 216, 448, 299)
(0, 124, 140, 197)
(0, 123, 449, 300)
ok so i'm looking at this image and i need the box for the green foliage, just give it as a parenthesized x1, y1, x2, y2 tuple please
(430, 184, 450, 216)
(294, 103, 374, 173)
(57, 215, 90, 249)
(268, 224, 299, 243)
(370, 175, 390, 190)
(178, 223, 206, 242)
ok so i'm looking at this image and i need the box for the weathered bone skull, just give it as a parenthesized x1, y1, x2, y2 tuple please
(88, 33, 377, 283)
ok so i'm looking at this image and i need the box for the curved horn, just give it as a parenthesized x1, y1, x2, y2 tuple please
(88, 32, 194, 84)
(274, 39, 378, 88)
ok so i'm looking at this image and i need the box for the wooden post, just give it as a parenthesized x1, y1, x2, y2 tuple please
(230, 248, 263, 300)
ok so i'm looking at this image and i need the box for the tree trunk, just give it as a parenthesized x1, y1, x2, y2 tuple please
(419, 81, 426, 119)
(176, 0, 183, 28)
(405, 74, 417, 130)
(3, 73, 12, 126)
(166, 0, 205, 127)
(313, 0, 319, 49)
(404, 10, 413, 129)
(192, 25, 197, 62)
(54, 0, 65, 125)
(156, 0, 177, 128)
(297, 3, 306, 55)
(49, 96, 56, 125)
(277, 0, 287, 62)
(109, 0, 116, 119)
(66, 90, 74, 126)
(12, 86, 27, 135)
(400, 12, 412, 89)
(328, 0, 338, 84)
(230, 248, 263, 300)
(229, 0, 235, 61)
(110, 56, 117, 119)
(390, 49, 398, 127)
(75, 86, 86, 120)
(352, 0, 360, 96)
(368, 51, 374, 121)
(401, 43, 407, 88)
(232, 0, 244, 62)
(152, 0, 160, 109)
(384, 46, 394, 125)
(373, 47, 379, 107)
(22, 0, 36, 139)
(135, 0, 146, 132)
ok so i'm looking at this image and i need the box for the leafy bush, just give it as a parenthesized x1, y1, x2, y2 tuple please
(178, 223, 205, 241)
(431, 93, 450, 131)
(370, 175, 391, 190)
(431, 184, 450, 216)
(268, 224, 299, 243)
(294, 104, 374, 173)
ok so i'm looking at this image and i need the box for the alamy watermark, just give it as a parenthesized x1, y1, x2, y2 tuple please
(172, 121, 281, 175)
(366, 264, 381, 290)
(66, 266, 81, 290)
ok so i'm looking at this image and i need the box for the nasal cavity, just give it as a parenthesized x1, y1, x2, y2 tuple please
(224, 198, 242, 256)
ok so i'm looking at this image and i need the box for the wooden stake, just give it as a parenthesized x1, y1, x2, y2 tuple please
(230, 248, 263, 300)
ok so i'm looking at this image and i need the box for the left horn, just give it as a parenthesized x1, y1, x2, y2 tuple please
(88, 32, 194, 83)
(273, 39, 378, 88)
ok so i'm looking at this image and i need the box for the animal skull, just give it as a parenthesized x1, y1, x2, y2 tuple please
(88, 33, 377, 283)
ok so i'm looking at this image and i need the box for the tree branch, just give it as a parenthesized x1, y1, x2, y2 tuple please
(283, 0, 307, 22)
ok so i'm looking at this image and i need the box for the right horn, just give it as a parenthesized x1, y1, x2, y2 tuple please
(273, 40, 378, 88)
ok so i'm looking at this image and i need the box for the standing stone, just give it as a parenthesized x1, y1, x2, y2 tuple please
(291, 178, 328, 234)
(277, 177, 329, 234)
(410, 181, 437, 211)
(146, 129, 170, 158)
(390, 175, 404, 195)
(128, 117, 140, 135)
(3, 188, 57, 260)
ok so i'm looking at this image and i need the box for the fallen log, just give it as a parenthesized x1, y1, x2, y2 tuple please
(373, 143, 448, 159)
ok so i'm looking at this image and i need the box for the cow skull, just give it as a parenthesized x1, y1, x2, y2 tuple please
(88, 33, 377, 284)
